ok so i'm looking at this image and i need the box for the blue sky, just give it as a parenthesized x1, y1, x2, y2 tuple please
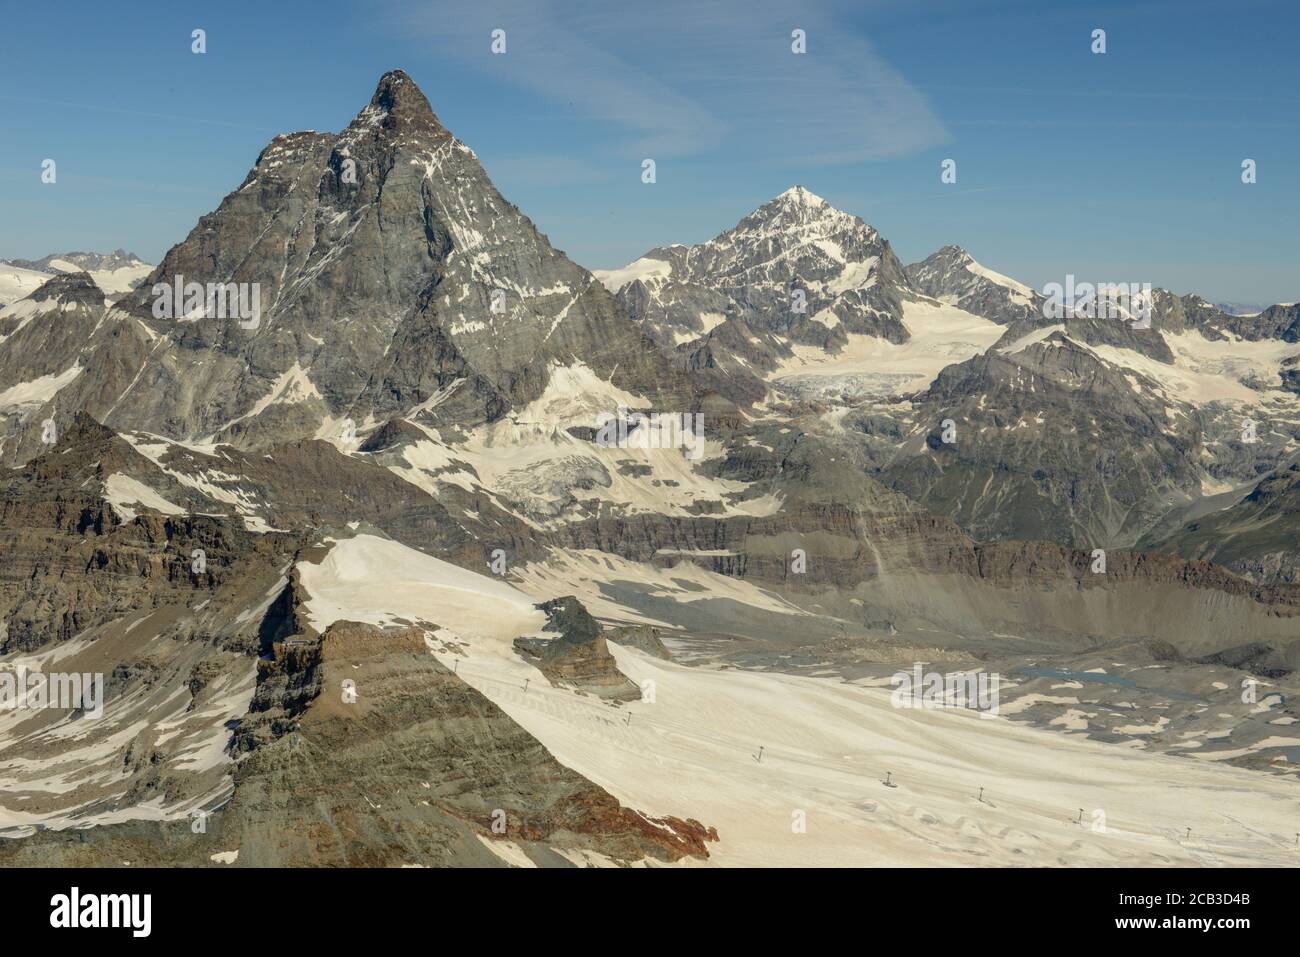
(2, 0, 1297, 303)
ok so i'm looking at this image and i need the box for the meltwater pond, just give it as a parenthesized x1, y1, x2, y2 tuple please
(1014, 667, 1204, 701)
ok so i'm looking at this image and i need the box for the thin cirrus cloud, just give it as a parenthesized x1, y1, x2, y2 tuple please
(397, 0, 949, 164)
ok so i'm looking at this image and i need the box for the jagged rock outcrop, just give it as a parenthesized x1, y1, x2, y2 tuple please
(606, 623, 673, 660)
(0, 420, 297, 830)
(514, 597, 640, 700)
(0, 273, 109, 462)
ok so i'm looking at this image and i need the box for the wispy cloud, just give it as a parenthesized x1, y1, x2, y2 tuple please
(395, 0, 948, 163)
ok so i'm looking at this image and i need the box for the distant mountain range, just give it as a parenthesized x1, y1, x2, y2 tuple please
(3, 249, 147, 274)
(0, 249, 152, 305)
(1215, 301, 1273, 316)
(596, 188, 1300, 556)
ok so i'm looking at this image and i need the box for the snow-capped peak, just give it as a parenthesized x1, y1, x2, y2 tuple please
(909, 244, 1033, 297)
(905, 245, 1038, 321)
(731, 187, 872, 246)
(774, 185, 829, 208)
(598, 186, 892, 302)
(934, 244, 972, 264)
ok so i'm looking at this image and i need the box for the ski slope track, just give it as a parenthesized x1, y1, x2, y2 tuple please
(300, 536, 1300, 867)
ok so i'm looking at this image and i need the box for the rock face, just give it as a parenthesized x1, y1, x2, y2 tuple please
(0, 416, 295, 831)
(0, 273, 107, 461)
(875, 334, 1206, 547)
(0, 69, 696, 462)
(0, 414, 261, 654)
(120, 429, 534, 569)
(515, 597, 640, 700)
(606, 624, 673, 660)
(597, 186, 918, 404)
(1145, 463, 1300, 582)
(885, 304, 1300, 549)
(1215, 301, 1300, 341)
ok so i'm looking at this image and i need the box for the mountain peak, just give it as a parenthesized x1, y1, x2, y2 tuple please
(370, 70, 428, 112)
(775, 185, 829, 208)
(740, 185, 861, 234)
(905, 244, 1038, 321)
(345, 69, 447, 141)
(28, 270, 104, 305)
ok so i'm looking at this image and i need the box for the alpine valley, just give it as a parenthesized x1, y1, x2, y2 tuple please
(2, 71, 1299, 868)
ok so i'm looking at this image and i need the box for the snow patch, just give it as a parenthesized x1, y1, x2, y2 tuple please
(103, 473, 185, 521)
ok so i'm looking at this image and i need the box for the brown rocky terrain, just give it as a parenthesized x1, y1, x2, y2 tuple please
(0, 414, 267, 654)
(513, 597, 640, 700)
(0, 622, 715, 867)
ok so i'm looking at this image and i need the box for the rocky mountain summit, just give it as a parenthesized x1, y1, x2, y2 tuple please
(905, 244, 1042, 325)
(597, 186, 918, 404)
(513, 597, 640, 700)
(0, 70, 696, 462)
